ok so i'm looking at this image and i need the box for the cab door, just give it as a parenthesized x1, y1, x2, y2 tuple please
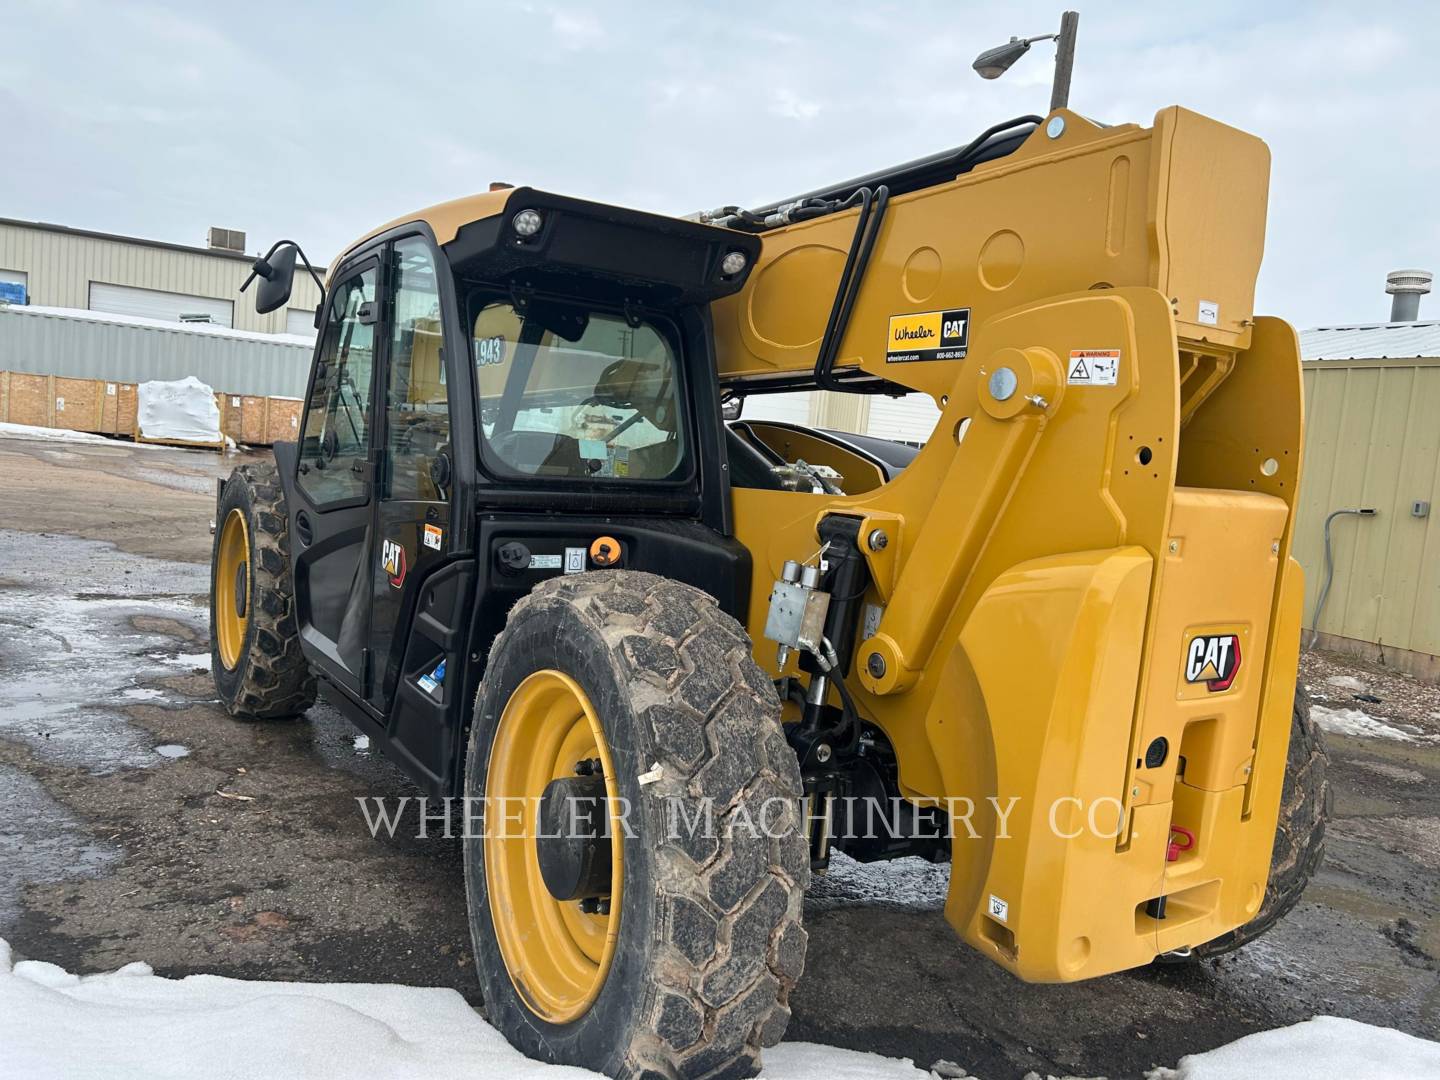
(367, 235, 471, 787)
(289, 258, 380, 696)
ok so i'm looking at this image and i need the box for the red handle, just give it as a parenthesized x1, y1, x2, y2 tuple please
(1166, 825, 1196, 862)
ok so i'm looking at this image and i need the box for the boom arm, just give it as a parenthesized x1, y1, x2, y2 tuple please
(723, 107, 1305, 981)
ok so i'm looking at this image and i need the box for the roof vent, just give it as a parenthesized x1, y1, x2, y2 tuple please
(206, 227, 247, 254)
(1385, 269, 1432, 322)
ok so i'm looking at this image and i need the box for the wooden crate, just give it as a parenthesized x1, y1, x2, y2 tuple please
(2, 370, 299, 449)
(1, 372, 56, 427)
(52, 376, 105, 433)
(264, 397, 302, 444)
(115, 382, 139, 437)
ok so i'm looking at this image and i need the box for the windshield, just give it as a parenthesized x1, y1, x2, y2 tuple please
(471, 299, 686, 481)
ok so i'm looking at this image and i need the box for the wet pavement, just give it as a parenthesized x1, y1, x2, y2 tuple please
(0, 433, 1436, 1079)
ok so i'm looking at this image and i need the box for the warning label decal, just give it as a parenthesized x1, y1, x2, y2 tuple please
(1067, 349, 1120, 386)
(885, 308, 970, 363)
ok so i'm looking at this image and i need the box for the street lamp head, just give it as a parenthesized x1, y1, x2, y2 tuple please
(972, 37, 1032, 79)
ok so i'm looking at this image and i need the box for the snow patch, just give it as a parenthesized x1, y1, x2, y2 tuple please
(1310, 704, 1429, 743)
(1324, 673, 1369, 693)
(0, 938, 931, 1079)
(1146, 1015, 1440, 1079)
(0, 422, 114, 445)
(0, 421, 170, 449)
(164, 651, 213, 671)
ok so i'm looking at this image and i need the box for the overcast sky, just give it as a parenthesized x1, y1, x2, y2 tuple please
(3, 1, 1437, 329)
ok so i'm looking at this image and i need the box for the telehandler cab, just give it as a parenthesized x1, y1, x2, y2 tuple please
(213, 105, 1327, 1079)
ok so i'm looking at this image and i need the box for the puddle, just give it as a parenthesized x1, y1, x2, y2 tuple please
(0, 763, 121, 931)
(304, 695, 410, 789)
(0, 530, 211, 772)
(129, 467, 218, 496)
(154, 744, 190, 759)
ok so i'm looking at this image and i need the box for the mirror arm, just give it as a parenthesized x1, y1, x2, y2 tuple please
(239, 238, 327, 296)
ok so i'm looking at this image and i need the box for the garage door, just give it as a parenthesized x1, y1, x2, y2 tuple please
(866, 393, 941, 445)
(88, 282, 234, 327)
(738, 391, 814, 426)
(285, 307, 319, 337)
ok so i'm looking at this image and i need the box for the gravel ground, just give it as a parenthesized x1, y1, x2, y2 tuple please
(1, 433, 1436, 1079)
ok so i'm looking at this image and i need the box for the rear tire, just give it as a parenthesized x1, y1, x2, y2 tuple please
(209, 462, 315, 719)
(1188, 680, 1329, 958)
(464, 571, 809, 1080)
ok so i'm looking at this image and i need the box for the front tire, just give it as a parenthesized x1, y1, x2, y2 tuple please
(209, 462, 315, 719)
(464, 571, 809, 1080)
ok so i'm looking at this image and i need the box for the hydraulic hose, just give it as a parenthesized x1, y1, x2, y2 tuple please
(814, 185, 891, 393)
(1307, 507, 1377, 648)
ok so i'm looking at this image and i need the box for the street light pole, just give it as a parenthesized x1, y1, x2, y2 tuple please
(973, 10, 1081, 112)
(1049, 11, 1080, 111)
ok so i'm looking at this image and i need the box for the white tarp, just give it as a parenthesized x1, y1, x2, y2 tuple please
(136, 376, 221, 444)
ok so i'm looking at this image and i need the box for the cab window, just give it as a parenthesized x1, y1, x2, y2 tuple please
(471, 300, 685, 481)
(381, 238, 449, 501)
(297, 266, 377, 505)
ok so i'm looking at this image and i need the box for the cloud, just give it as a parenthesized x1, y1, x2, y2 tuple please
(769, 88, 822, 121)
(549, 8, 604, 50)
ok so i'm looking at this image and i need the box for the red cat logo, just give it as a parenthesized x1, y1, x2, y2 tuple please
(381, 538, 406, 589)
(1185, 634, 1240, 692)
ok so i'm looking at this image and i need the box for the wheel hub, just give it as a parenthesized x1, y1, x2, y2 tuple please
(536, 773, 612, 902)
(484, 668, 623, 1023)
(213, 508, 250, 671)
(233, 561, 248, 619)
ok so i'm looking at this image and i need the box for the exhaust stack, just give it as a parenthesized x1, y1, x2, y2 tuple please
(1385, 269, 1432, 322)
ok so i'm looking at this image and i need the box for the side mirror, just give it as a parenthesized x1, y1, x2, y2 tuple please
(251, 244, 297, 314)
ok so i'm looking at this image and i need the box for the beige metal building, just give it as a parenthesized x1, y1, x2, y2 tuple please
(1296, 317, 1440, 680)
(740, 388, 942, 446)
(0, 217, 323, 337)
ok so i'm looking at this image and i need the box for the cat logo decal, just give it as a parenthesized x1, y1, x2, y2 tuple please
(1184, 633, 1241, 692)
(381, 538, 407, 589)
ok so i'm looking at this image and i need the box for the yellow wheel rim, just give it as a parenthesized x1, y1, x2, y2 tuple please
(214, 508, 251, 671)
(485, 669, 624, 1023)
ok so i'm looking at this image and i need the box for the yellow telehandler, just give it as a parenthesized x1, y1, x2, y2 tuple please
(211, 104, 1327, 1079)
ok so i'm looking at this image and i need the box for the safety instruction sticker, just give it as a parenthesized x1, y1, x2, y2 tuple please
(529, 554, 562, 570)
(422, 523, 443, 551)
(987, 894, 1009, 923)
(1066, 349, 1120, 386)
(885, 308, 970, 363)
(564, 547, 586, 574)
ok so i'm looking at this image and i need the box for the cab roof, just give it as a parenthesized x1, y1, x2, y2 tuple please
(331, 189, 511, 280)
(328, 187, 761, 308)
